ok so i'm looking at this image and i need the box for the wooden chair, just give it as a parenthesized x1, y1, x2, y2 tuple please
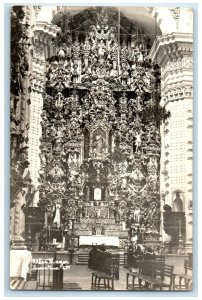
(173, 259, 192, 290)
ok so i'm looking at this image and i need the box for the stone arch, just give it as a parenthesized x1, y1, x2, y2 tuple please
(50, 6, 190, 41)
(39, 6, 193, 43)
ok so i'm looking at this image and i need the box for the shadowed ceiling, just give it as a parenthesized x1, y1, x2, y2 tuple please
(52, 6, 161, 45)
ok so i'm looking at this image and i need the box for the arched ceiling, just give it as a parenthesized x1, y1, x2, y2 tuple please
(51, 6, 162, 44)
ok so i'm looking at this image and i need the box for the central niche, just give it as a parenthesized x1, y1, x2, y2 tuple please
(84, 127, 110, 204)
(94, 187, 102, 200)
(84, 127, 111, 160)
(92, 128, 108, 158)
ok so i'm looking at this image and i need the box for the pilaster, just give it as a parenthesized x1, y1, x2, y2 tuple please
(28, 22, 60, 201)
(150, 33, 193, 248)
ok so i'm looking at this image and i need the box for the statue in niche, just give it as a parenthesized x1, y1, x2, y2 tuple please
(55, 123, 65, 140)
(108, 27, 116, 43)
(97, 39, 106, 57)
(110, 41, 118, 70)
(120, 41, 128, 61)
(119, 118, 128, 135)
(68, 152, 78, 164)
(82, 37, 91, 68)
(134, 205, 141, 223)
(64, 60, 71, 79)
(134, 131, 142, 152)
(53, 138, 63, 154)
(137, 50, 144, 65)
(130, 166, 144, 183)
(71, 90, 80, 108)
(53, 201, 61, 226)
(69, 117, 80, 138)
(173, 192, 183, 212)
(89, 25, 96, 44)
(72, 38, 80, 62)
(49, 160, 64, 178)
(147, 173, 159, 192)
(94, 135, 105, 156)
(72, 63, 80, 83)
(147, 156, 158, 175)
(45, 126, 51, 139)
(93, 130, 106, 158)
(68, 205, 76, 220)
(55, 92, 64, 111)
(134, 43, 144, 64)
(147, 124, 160, 144)
(136, 95, 143, 112)
(120, 62, 129, 86)
(120, 92, 127, 106)
(96, 58, 108, 79)
(121, 176, 128, 189)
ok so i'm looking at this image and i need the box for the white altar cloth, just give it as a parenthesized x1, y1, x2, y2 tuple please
(79, 235, 119, 247)
(10, 250, 32, 279)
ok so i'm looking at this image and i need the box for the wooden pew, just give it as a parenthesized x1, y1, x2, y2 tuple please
(90, 251, 119, 290)
(126, 260, 174, 290)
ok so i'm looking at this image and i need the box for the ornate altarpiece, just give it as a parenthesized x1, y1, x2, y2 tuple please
(37, 7, 168, 246)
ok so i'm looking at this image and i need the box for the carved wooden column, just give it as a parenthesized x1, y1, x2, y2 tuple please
(150, 33, 193, 252)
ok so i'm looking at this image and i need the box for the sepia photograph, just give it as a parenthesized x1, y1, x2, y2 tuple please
(9, 5, 193, 292)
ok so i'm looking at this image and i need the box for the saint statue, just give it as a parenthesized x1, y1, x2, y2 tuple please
(93, 134, 105, 157)
(97, 39, 106, 57)
(135, 131, 142, 152)
(134, 206, 140, 223)
(53, 202, 61, 226)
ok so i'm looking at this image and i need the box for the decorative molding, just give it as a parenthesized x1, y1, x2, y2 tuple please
(149, 32, 193, 67)
(161, 56, 193, 78)
(162, 84, 193, 105)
